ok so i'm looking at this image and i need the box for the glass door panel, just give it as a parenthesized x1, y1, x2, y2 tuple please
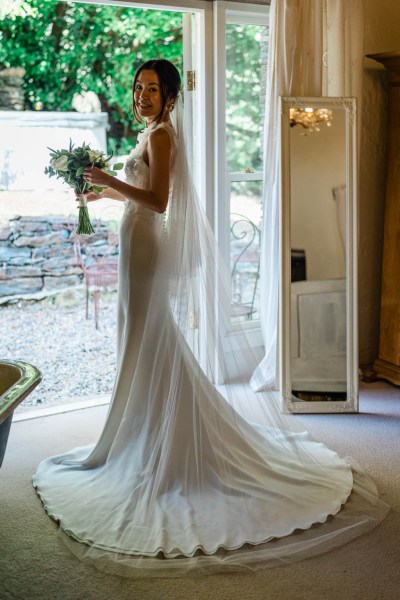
(224, 16, 268, 324)
(229, 177, 262, 322)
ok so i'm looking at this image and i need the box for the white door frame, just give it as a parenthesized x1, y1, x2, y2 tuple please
(213, 1, 269, 250)
(213, 2, 268, 370)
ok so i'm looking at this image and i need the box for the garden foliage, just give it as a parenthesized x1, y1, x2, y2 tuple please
(0, 0, 183, 154)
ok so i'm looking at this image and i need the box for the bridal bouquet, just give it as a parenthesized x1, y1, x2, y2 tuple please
(45, 141, 123, 235)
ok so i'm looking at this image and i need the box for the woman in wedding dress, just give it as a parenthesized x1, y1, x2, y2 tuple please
(33, 59, 387, 576)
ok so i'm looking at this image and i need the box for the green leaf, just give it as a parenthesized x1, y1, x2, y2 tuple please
(112, 162, 124, 170)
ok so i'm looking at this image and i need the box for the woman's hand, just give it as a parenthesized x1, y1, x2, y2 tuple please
(84, 190, 103, 202)
(83, 166, 112, 188)
(75, 189, 103, 203)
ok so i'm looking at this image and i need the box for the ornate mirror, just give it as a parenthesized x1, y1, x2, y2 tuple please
(279, 97, 358, 413)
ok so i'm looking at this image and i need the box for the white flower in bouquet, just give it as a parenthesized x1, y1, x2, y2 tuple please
(44, 140, 123, 235)
(88, 149, 104, 163)
(51, 155, 69, 171)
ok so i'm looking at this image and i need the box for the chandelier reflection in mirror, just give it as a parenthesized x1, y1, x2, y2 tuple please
(290, 107, 333, 135)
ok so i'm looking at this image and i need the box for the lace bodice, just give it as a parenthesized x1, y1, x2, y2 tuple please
(124, 132, 150, 190)
(123, 122, 177, 215)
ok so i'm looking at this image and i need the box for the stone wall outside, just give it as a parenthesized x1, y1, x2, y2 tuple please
(0, 215, 119, 302)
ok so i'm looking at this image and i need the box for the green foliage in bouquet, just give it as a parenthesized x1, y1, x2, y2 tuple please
(45, 140, 123, 235)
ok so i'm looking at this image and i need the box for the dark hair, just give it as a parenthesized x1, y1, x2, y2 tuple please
(132, 59, 181, 125)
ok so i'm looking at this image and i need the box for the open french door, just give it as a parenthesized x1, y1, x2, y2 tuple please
(213, 1, 269, 379)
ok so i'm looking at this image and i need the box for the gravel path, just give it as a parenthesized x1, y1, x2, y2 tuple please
(0, 291, 117, 413)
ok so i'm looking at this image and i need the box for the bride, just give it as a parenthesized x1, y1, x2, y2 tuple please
(33, 59, 387, 576)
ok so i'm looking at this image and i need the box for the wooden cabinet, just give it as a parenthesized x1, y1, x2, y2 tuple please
(367, 51, 400, 385)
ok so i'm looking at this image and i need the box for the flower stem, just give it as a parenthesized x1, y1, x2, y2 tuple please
(76, 194, 95, 235)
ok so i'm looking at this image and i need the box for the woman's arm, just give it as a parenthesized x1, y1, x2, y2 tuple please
(83, 128, 172, 214)
(85, 187, 126, 202)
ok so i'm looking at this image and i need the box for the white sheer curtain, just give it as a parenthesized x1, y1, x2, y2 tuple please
(251, 0, 364, 391)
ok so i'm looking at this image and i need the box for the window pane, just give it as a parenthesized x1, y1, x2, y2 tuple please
(225, 23, 268, 173)
(230, 180, 262, 322)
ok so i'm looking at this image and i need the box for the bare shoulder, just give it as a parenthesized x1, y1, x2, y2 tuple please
(148, 125, 172, 148)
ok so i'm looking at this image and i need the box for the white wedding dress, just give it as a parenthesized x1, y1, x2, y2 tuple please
(33, 121, 387, 576)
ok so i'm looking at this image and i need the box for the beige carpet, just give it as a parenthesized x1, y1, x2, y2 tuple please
(0, 381, 399, 600)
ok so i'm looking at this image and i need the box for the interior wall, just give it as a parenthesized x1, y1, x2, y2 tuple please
(360, 0, 400, 365)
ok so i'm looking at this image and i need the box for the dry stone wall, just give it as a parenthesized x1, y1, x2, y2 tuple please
(0, 68, 25, 111)
(0, 215, 119, 302)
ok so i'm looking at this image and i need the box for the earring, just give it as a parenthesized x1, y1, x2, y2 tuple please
(166, 103, 174, 112)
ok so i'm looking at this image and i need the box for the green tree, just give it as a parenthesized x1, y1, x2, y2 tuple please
(225, 23, 267, 175)
(0, 0, 182, 154)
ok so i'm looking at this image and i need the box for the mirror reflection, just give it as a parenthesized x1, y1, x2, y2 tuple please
(289, 105, 347, 403)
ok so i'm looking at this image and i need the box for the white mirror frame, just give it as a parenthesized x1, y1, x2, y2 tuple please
(279, 96, 359, 414)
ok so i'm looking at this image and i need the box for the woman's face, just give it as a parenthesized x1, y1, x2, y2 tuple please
(134, 69, 163, 123)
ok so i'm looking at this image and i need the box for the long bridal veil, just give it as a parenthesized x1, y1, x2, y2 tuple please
(39, 97, 388, 578)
